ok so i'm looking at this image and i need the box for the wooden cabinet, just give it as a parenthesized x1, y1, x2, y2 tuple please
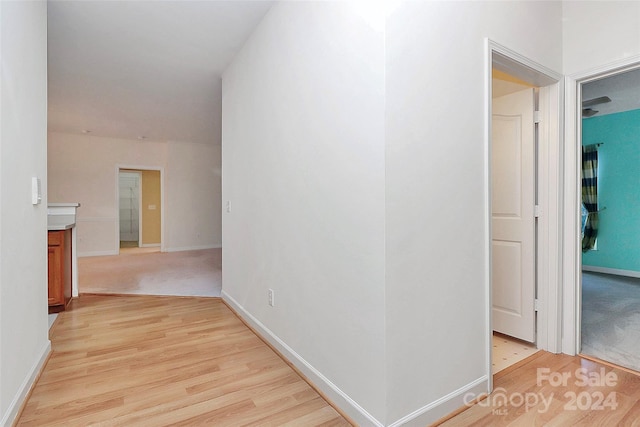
(48, 229, 72, 313)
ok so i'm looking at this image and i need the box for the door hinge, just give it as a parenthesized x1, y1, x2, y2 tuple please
(534, 299, 541, 312)
(534, 205, 541, 218)
(534, 110, 541, 123)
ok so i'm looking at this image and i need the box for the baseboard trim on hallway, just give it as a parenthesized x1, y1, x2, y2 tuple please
(222, 291, 491, 427)
(1, 341, 51, 427)
(165, 244, 221, 252)
(78, 249, 119, 258)
(221, 290, 380, 427)
(389, 375, 488, 427)
(582, 265, 640, 279)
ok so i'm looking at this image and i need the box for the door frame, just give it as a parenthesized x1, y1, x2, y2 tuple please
(116, 165, 165, 253)
(562, 55, 640, 355)
(484, 39, 563, 389)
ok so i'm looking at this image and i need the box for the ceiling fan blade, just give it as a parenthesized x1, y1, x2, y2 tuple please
(582, 108, 599, 118)
(582, 96, 612, 108)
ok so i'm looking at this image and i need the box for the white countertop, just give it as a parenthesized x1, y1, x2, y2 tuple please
(48, 203, 80, 207)
(48, 202, 80, 218)
(48, 214, 76, 231)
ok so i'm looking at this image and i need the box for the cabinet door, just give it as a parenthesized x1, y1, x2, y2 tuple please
(48, 244, 64, 306)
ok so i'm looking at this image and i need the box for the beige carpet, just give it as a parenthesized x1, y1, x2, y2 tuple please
(581, 272, 640, 372)
(79, 248, 221, 297)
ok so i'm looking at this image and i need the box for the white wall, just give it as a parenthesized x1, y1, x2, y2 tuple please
(222, 2, 386, 424)
(0, 1, 50, 425)
(385, 2, 562, 423)
(48, 132, 221, 255)
(165, 141, 222, 251)
(223, 1, 564, 425)
(563, 1, 640, 75)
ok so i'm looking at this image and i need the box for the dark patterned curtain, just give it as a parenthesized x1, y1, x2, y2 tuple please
(582, 145, 598, 251)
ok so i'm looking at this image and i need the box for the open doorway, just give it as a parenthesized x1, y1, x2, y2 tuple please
(119, 170, 141, 248)
(117, 167, 162, 254)
(577, 68, 640, 373)
(486, 41, 562, 383)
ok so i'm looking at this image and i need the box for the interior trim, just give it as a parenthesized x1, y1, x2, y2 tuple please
(221, 291, 381, 426)
(582, 265, 640, 279)
(563, 54, 640, 356)
(1, 341, 51, 427)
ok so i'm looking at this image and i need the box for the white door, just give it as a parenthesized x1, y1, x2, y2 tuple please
(491, 88, 536, 343)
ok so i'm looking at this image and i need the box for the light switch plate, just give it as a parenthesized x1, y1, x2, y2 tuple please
(31, 177, 42, 205)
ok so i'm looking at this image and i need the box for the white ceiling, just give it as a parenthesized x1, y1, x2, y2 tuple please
(48, 1, 274, 145)
(582, 68, 640, 118)
(49, 1, 640, 141)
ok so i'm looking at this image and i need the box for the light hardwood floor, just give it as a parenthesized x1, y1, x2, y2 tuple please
(21, 295, 640, 426)
(18, 295, 350, 426)
(439, 351, 640, 426)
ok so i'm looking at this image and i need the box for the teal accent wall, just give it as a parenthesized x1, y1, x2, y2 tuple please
(582, 109, 640, 271)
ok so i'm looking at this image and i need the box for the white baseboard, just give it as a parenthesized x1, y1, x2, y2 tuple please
(221, 291, 383, 427)
(582, 265, 640, 278)
(388, 376, 489, 426)
(1, 341, 51, 427)
(222, 291, 488, 426)
(165, 244, 221, 252)
(78, 249, 118, 258)
(140, 243, 161, 248)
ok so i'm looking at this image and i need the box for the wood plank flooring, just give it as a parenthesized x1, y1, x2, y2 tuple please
(18, 295, 350, 426)
(21, 294, 640, 426)
(439, 350, 640, 426)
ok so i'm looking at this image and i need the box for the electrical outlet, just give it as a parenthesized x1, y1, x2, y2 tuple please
(268, 289, 275, 307)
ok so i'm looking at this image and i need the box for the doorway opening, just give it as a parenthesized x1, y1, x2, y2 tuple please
(119, 170, 141, 248)
(570, 65, 640, 374)
(486, 40, 562, 386)
(117, 167, 163, 254)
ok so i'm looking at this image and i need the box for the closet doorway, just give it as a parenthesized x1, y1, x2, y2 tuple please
(117, 168, 162, 252)
(486, 41, 563, 385)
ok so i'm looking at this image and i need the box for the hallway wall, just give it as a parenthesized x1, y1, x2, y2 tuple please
(222, 2, 386, 424)
(385, 1, 562, 423)
(223, 1, 563, 425)
(563, 1, 640, 75)
(0, 2, 50, 425)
